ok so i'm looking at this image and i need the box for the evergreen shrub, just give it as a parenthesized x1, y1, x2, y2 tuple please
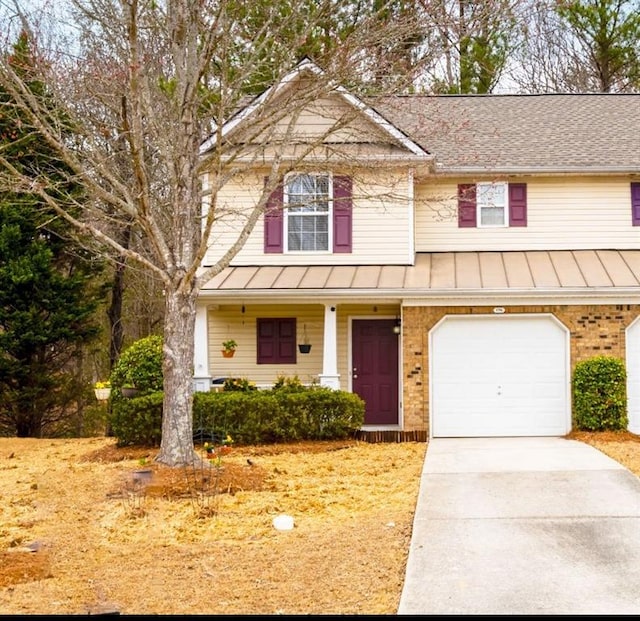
(573, 355, 628, 431)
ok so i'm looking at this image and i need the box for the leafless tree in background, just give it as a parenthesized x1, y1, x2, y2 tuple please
(0, 0, 438, 465)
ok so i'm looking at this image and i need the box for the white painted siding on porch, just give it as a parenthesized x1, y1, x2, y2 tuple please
(415, 177, 639, 252)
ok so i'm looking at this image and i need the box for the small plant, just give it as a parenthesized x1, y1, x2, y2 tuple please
(223, 377, 256, 392)
(187, 434, 234, 518)
(272, 375, 306, 392)
(93, 380, 112, 402)
(204, 434, 234, 459)
(222, 339, 237, 352)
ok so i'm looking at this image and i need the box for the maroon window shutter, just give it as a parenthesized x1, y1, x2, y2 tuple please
(257, 318, 276, 363)
(632, 183, 640, 226)
(264, 178, 284, 253)
(277, 318, 296, 361)
(458, 184, 476, 227)
(333, 176, 352, 253)
(257, 318, 296, 364)
(508, 183, 527, 227)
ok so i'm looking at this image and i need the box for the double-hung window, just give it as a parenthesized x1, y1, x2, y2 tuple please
(457, 182, 527, 228)
(285, 173, 330, 251)
(264, 173, 352, 253)
(477, 182, 507, 227)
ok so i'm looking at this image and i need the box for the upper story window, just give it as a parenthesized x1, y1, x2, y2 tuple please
(477, 182, 507, 227)
(458, 182, 527, 228)
(285, 173, 330, 251)
(264, 174, 353, 254)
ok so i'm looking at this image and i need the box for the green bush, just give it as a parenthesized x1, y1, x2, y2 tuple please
(193, 391, 294, 445)
(109, 335, 163, 399)
(109, 371, 366, 447)
(273, 388, 365, 440)
(192, 384, 365, 446)
(573, 355, 628, 431)
(109, 392, 163, 446)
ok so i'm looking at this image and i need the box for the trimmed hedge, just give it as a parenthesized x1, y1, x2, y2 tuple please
(110, 383, 365, 447)
(110, 391, 163, 447)
(192, 386, 365, 445)
(573, 355, 628, 431)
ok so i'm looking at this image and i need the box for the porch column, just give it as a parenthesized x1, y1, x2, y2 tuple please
(318, 303, 340, 389)
(193, 302, 211, 392)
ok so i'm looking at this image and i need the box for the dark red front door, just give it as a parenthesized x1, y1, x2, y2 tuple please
(352, 319, 399, 425)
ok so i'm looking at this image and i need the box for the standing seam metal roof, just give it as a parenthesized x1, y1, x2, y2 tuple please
(200, 250, 640, 296)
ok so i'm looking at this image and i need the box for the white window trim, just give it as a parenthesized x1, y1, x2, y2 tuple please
(477, 181, 508, 228)
(283, 172, 333, 253)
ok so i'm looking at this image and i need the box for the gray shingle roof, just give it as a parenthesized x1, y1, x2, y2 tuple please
(369, 93, 640, 174)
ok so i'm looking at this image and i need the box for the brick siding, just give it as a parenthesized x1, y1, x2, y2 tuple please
(401, 304, 640, 435)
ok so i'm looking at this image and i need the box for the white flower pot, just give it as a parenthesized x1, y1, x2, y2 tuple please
(94, 387, 111, 401)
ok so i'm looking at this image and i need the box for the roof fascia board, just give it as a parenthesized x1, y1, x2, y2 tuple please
(197, 288, 640, 304)
(434, 166, 640, 176)
(334, 86, 429, 157)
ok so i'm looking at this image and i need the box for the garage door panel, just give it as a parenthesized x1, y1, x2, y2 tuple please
(431, 316, 569, 437)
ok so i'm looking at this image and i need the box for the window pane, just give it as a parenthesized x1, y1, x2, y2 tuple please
(288, 214, 328, 251)
(480, 206, 505, 226)
(478, 183, 505, 205)
(287, 174, 329, 213)
(316, 175, 329, 195)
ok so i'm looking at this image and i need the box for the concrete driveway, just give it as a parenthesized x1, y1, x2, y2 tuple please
(398, 437, 640, 615)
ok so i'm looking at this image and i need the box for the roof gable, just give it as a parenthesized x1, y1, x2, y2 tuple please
(200, 59, 431, 161)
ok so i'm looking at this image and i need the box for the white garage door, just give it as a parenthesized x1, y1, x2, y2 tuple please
(626, 319, 640, 434)
(430, 315, 569, 437)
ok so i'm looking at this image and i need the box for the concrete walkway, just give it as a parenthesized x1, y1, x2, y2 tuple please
(398, 437, 640, 615)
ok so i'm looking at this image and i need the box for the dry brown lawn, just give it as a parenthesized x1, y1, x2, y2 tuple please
(0, 431, 639, 615)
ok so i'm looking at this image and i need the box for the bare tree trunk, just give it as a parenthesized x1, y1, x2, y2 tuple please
(155, 285, 198, 466)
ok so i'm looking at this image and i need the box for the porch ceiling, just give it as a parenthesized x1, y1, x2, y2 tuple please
(199, 250, 640, 301)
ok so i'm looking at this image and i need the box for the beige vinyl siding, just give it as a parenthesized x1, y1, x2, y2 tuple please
(207, 303, 399, 390)
(208, 304, 326, 387)
(247, 93, 393, 146)
(203, 170, 413, 267)
(228, 93, 412, 163)
(415, 177, 640, 252)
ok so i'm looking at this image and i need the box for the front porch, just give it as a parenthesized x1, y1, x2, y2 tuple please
(193, 300, 407, 432)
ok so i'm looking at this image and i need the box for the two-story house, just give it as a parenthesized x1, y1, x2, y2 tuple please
(193, 60, 640, 440)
